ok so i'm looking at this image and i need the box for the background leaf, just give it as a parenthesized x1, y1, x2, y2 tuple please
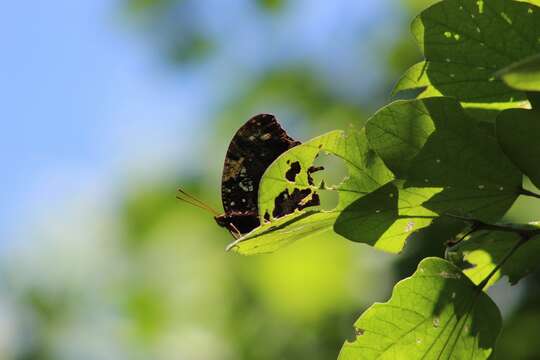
(339, 257, 501, 360)
(396, 0, 540, 103)
(498, 54, 540, 91)
(335, 181, 441, 253)
(335, 97, 521, 253)
(258, 130, 338, 219)
(450, 230, 540, 289)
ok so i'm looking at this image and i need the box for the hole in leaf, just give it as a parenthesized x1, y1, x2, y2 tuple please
(285, 161, 301, 181)
(310, 151, 348, 210)
(271, 188, 320, 218)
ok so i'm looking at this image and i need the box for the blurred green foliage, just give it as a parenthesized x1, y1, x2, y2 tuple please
(218, 67, 368, 137)
(115, 181, 395, 359)
(256, 0, 287, 12)
(3, 0, 540, 359)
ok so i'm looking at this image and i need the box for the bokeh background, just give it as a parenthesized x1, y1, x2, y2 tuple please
(3, 0, 540, 359)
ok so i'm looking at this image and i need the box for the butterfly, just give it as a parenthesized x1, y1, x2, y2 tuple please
(177, 114, 321, 238)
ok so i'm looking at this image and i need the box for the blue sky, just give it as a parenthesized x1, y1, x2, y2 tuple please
(0, 1, 204, 241)
(0, 0, 401, 244)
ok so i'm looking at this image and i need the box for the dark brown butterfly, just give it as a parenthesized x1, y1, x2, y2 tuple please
(178, 114, 320, 238)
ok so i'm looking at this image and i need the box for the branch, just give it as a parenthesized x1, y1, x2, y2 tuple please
(476, 234, 528, 291)
(441, 213, 540, 290)
(444, 213, 540, 237)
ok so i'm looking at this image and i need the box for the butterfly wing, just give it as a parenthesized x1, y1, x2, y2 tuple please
(218, 114, 301, 234)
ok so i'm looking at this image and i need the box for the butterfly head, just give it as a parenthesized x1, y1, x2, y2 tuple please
(214, 211, 260, 238)
(177, 187, 259, 238)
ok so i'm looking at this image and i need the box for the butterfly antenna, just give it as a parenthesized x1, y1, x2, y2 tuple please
(176, 187, 220, 216)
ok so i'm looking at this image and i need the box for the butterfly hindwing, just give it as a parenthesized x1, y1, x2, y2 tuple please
(216, 114, 320, 236)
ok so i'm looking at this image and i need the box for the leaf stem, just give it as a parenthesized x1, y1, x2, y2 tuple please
(446, 227, 477, 247)
(520, 187, 540, 200)
(444, 213, 540, 237)
(476, 235, 528, 290)
(444, 213, 540, 290)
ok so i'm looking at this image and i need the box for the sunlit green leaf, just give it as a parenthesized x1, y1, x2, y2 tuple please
(393, 61, 525, 122)
(393, 61, 436, 97)
(450, 230, 540, 289)
(335, 181, 440, 253)
(228, 128, 394, 255)
(332, 97, 522, 253)
(397, 0, 540, 103)
(339, 257, 501, 360)
(365, 97, 521, 222)
(227, 211, 338, 254)
(498, 54, 540, 91)
(460, 101, 525, 124)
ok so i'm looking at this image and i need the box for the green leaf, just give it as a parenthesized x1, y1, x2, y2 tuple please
(519, 0, 540, 6)
(461, 101, 526, 125)
(394, 60, 528, 129)
(339, 257, 502, 360)
(228, 128, 394, 255)
(497, 108, 540, 189)
(450, 230, 540, 289)
(335, 181, 441, 253)
(227, 210, 338, 254)
(498, 54, 540, 91)
(393, 61, 440, 97)
(257, 130, 341, 219)
(393, 62, 528, 124)
(397, 0, 540, 103)
(335, 97, 521, 253)
(258, 129, 392, 218)
(365, 97, 521, 222)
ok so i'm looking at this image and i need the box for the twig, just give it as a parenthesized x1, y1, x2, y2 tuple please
(444, 213, 540, 237)
(476, 235, 529, 291)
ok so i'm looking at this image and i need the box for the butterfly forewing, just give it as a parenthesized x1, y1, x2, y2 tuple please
(219, 114, 300, 233)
